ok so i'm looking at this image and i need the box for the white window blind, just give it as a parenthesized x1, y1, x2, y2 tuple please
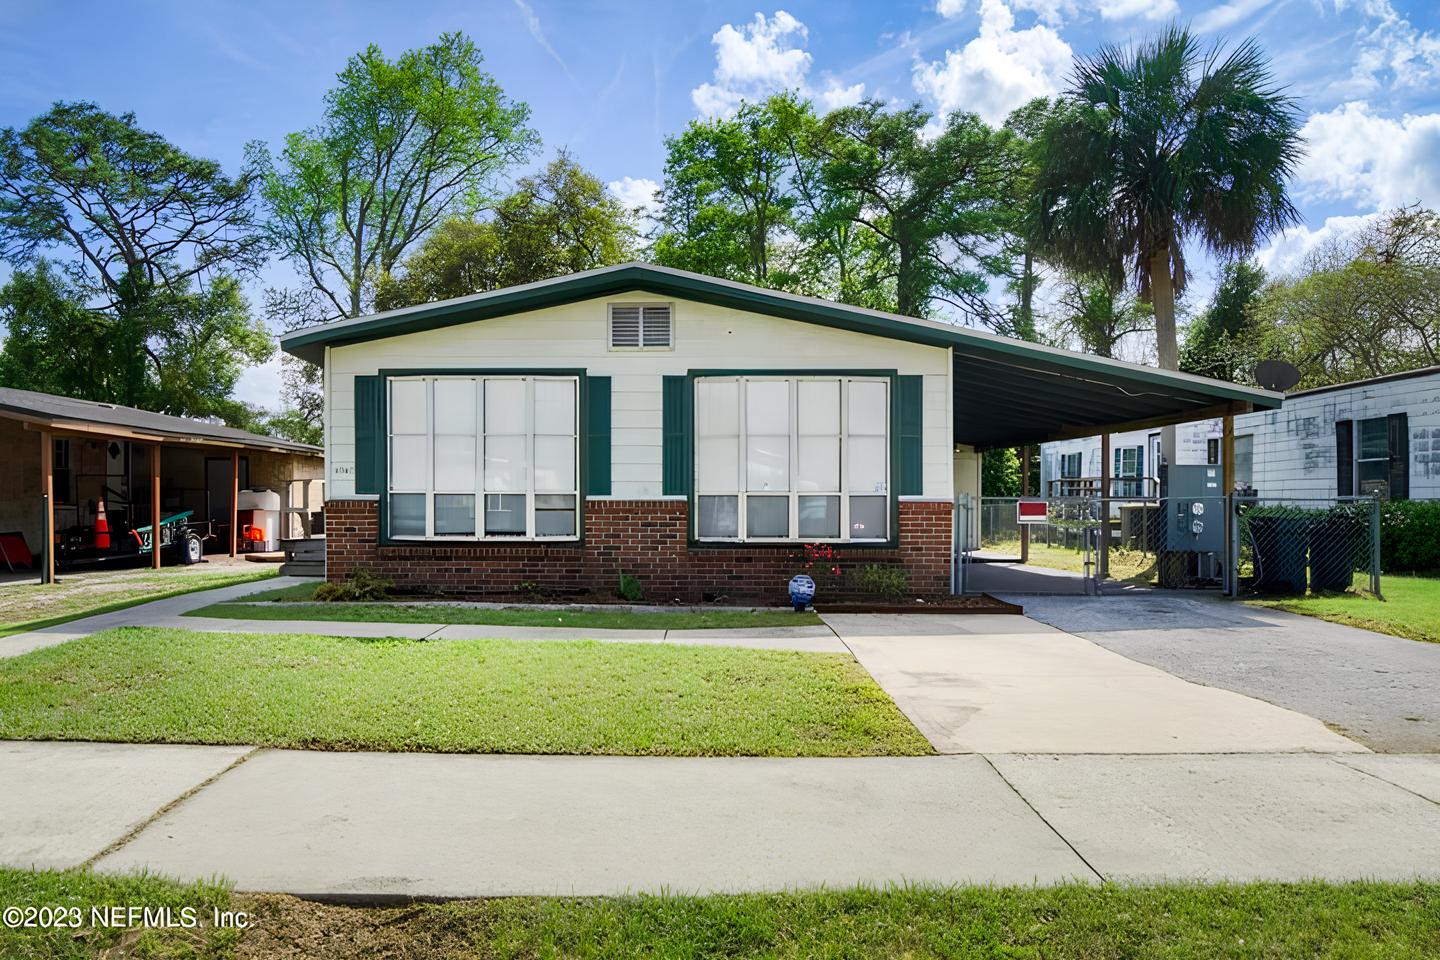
(609, 304, 672, 349)
(386, 375, 579, 540)
(694, 376, 889, 543)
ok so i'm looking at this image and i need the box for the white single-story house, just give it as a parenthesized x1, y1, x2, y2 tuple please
(1041, 365, 1439, 502)
(281, 263, 1281, 601)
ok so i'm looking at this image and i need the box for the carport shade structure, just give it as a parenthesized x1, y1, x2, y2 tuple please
(284, 262, 1283, 451)
(0, 387, 321, 583)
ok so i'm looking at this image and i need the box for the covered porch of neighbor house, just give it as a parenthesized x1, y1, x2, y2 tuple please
(0, 388, 323, 584)
(945, 338, 1284, 592)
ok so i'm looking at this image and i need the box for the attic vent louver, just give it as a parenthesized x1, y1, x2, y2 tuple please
(609, 304, 672, 350)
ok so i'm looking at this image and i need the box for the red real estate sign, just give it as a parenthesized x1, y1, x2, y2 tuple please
(1016, 500, 1048, 524)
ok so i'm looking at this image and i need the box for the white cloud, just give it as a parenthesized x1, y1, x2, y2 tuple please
(1295, 101, 1440, 209)
(608, 176, 661, 223)
(935, 0, 967, 16)
(690, 10, 865, 117)
(511, 0, 576, 85)
(691, 11, 811, 117)
(818, 78, 865, 110)
(1256, 214, 1378, 276)
(1339, 0, 1440, 93)
(1091, 0, 1177, 19)
(912, 0, 1072, 126)
(1193, 0, 1275, 33)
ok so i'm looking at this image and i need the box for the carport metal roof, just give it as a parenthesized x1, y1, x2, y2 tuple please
(281, 262, 1282, 448)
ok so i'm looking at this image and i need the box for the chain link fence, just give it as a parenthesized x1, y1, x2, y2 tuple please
(969, 493, 1383, 598)
(1233, 496, 1382, 598)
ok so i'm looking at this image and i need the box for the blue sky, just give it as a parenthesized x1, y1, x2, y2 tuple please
(2, 0, 1438, 402)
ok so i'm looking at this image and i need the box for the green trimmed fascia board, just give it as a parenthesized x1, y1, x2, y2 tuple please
(285, 263, 1282, 411)
(684, 368, 901, 550)
(373, 368, 590, 547)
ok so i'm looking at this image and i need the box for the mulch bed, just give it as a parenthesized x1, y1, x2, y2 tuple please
(815, 594, 1022, 615)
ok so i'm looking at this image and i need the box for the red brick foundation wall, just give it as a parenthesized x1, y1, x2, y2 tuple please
(325, 499, 952, 604)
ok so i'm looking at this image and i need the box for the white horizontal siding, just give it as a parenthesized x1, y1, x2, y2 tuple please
(325, 291, 953, 500)
(1038, 370, 1440, 501)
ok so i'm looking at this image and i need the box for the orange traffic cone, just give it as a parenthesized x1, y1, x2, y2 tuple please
(94, 498, 111, 550)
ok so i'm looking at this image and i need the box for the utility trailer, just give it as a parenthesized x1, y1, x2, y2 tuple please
(55, 509, 215, 569)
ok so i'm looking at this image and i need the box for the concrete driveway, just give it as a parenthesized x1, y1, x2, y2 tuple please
(1013, 594, 1440, 753)
(825, 613, 1362, 754)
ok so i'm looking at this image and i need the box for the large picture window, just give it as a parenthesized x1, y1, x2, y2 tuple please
(694, 375, 889, 542)
(386, 375, 579, 540)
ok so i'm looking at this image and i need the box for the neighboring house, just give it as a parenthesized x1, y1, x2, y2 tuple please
(282, 263, 1279, 601)
(0, 387, 324, 579)
(1040, 365, 1440, 502)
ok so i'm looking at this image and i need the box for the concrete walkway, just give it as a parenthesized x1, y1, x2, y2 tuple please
(827, 613, 1362, 754)
(4, 741, 1439, 895)
(0, 577, 846, 655)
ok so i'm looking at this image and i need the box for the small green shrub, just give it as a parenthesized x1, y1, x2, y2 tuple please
(851, 564, 910, 600)
(314, 568, 394, 602)
(1380, 499, 1440, 574)
(617, 573, 645, 603)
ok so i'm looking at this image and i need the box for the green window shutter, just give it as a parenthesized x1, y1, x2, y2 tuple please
(896, 375, 923, 496)
(585, 376, 612, 496)
(662, 375, 692, 496)
(1335, 420, 1353, 498)
(1388, 412, 1409, 501)
(354, 375, 383, 495)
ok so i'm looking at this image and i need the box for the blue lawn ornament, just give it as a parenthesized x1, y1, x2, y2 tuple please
(788, 574, 816, 612)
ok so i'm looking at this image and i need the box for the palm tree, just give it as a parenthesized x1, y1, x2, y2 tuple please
(1028, 27, 1302, 374)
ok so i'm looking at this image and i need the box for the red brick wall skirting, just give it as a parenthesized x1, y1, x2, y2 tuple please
(325, 499, 952, 604)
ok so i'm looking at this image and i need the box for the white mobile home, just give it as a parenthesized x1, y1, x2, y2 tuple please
(1040, 365, 1440, 501)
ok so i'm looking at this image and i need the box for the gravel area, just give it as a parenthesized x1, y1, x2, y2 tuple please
(1009, 593, 1440, 753)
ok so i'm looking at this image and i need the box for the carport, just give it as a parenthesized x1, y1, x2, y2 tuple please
(943, 334, 1284, 589)
(0, 387, 323, 582)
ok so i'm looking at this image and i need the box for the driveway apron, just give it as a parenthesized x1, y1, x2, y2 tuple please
(825, 613, 1363, 754)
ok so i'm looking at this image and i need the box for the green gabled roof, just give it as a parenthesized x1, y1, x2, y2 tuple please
(281, 262, 1281, 447)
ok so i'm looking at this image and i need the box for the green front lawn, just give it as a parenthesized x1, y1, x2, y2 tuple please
(191, 582, 821, 630)
(1248, 575, 1440, 644)
(6, 867, 1439, 960)
(0, 566, 278, 638)
(0, 627, 926, 756)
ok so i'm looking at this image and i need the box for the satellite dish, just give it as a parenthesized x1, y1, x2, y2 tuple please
(1254, 359, 1302, 392)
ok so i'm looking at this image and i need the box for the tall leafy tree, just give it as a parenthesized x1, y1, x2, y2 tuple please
(653, 97, 801, 288)
(248, 32, 538, 320)
(0, 263, 270, 422)
(375, 152, 638, 310)
(809, 100, 1023, 322)
(1180, 259, 1267, 381)
(1251, 206, 1440, 385)
(1051, 273, 1153, 359)
(1028, 29, 1301, 374)
(0, 102, 266, 302)
(0, 102, 272, 424)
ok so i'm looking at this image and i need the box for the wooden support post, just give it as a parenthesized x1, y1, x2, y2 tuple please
(1098, 432, 1111, 580)
(150, 444, 161, 570)
(1222, 413, 1236, 594)
(229, 450, 239, 557)
(1019, 445, 1031, 564)
(40, 429, 55, 584)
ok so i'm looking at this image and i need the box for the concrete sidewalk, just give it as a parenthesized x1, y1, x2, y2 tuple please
(3, 741, 1438, 896)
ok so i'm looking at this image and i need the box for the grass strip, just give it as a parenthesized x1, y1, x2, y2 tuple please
(0, 569, 279, 638)
(187, 596, 821, 630)
(1248, 575, 1440, 644)
(5, 867, 1439, 959)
